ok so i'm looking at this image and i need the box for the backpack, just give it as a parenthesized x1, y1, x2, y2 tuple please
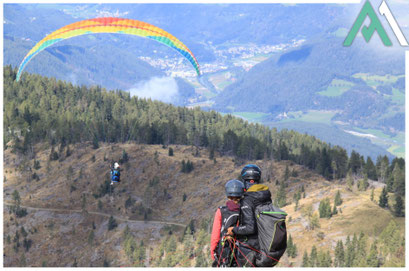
(254, 203, 287, 267)
(214, 206, 240, 267)
(111, 169, 120, 182)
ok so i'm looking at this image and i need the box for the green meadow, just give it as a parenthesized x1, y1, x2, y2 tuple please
(281, 110, 336, 125)
(318, 78, 355, 97)
(353, 128, 405, 158)
(352, 73, 402, 87)
(231, 111, 270, 121)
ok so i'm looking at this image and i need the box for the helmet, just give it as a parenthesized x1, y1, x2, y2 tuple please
(241, 164, 261, 189)
(114, 162, 120, 169)
(225, 179, 245, 197)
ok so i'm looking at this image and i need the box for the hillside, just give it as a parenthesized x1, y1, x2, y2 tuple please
(211, 35, 405, 158)
(3, 68, 405, 267)
(213, 36, 404, 121)
(3, 143, 404, 267)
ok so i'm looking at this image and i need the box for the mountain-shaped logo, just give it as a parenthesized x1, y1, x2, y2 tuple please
(344, 0, 408, 47)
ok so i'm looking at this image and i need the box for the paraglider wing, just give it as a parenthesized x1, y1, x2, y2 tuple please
(16, 17, 200, 80)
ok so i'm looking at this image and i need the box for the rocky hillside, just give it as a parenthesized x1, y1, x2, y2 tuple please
(3, 142, 404, 267)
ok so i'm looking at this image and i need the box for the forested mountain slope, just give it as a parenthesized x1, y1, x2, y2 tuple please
(3, 67, 405, 267)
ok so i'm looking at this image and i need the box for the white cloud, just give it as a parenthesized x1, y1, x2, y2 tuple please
(128, 77, 179, 103)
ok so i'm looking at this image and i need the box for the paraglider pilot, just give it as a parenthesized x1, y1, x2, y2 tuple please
(110, 162, 121, 185)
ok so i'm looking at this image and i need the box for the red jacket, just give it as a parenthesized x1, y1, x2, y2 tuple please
(210, 208, 222, 260)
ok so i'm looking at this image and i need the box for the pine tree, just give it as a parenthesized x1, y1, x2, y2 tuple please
(310, 213, 320, 230)
(309, 245, 318, 267)
(324, 250, 332, 267)
(358, 174, 369, 191)
(187, 160, 194, 172)
(353, 232, 367, 267)
(379, 187, 388, 208)
(33, 159, 41, 170)
(275, 181, 287, 207)
(377, 155, 389, 183)
(366, 241, 379, 267)
(334, 240, 345, 267)
(134, 241, 146, 267)
(12, 189, 21, 210)
(181, 160, 186, 173)
(365, 157, 377, 180)
(331, 160, 337, 180)
(349, 151, 361, 174)
(386, 174, 394, 192)
(346, 169, 354, 191)
(168, 147, 174, 156)
(317, 250, 332, 267)
(49, 146, 59, 161)
(121, 149, 129, 163)
(209, 148, 214, 160)
(319, 198, 332, 218)
(287, 234, 297, 258)
(92, 136, 99, 149)
(108, 216, 117, 231)
(392, 163, 405, 196)
(334, 190, 342, 206)
(370, 188, 374, 202)
(393, 195, 404, 217)
(284, 165, 290, 182)
(292, 241, 298, 258)
(302, 251, 309, 267)
(20, 226, 27, 237)
(345, 235, 355, 267)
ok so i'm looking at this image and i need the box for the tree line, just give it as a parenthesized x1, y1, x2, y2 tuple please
(4, 66, 405, 186)
(302, 220, 404, 267)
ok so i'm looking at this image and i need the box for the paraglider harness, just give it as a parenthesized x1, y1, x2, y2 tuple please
(212, 203, 289, 268)
(235, 203, 288, 268)
(213, 206, 240, 267)
(110, 167, 121, 184)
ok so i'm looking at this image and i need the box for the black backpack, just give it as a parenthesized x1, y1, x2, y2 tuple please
(254, 203, 287, 267)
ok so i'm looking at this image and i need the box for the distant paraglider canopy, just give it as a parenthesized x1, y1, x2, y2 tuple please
(16, 17, 201, 81)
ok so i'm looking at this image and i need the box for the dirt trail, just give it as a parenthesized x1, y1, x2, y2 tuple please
(4, 202, 186, 227)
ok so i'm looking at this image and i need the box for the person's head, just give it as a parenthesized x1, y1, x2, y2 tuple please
(241, 164, 262, 190)
(225, 179, 245, 203)
(114, 162, 120, 169)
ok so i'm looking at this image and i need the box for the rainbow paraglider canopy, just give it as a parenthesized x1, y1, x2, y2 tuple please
(16, 17, 200, 80)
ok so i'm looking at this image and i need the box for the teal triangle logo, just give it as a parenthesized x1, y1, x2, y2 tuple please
(344, 1, 392, 46)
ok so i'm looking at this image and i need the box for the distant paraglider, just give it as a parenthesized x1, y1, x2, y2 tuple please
(110, 162, 121, 185)
(16, 17, 201, 81)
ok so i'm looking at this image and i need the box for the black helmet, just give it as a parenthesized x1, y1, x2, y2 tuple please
(225, 179, 245, 197)
(241, 164, 261, 189)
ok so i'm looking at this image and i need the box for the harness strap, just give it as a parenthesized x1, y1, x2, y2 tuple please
(235, 239, 292, 268)
(228, 238, 240, 267)
(236, 244, 256, 267)
(216, 237, 225, 267)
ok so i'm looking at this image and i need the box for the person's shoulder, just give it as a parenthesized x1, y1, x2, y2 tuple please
(247, 184, 270, 192)
(241, 195, 254, 206)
